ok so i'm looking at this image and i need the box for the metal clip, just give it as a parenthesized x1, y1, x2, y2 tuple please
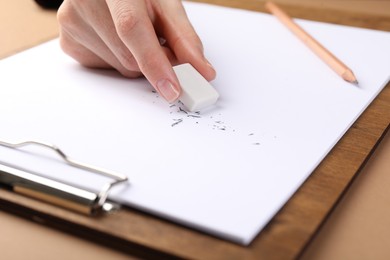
(0, 140, 128, 215)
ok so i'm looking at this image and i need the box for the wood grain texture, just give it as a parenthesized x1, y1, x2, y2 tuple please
(191, 0, 390, 31)
(0, 1, 389, 259)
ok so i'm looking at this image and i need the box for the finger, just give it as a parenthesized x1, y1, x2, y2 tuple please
(156, 1, 216, 81)
(58, 2, 141, 78)
(59, 29, 111, 68)
(106, 0, 181, 103)
(60, 29, 142, 78)
(70, 0, 141, 72)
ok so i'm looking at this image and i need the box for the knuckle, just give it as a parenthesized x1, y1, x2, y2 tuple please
(57, 2, 79, 33)
(57, 1, 73, 24)
(172, 32, 203, 52)
(115, 9, 141, 37)
(59, 34, 90, 67)
(112, 46, 139, 71)
(59, 34, 75, 57)
(57, 3, 70, 25)
(118, 52, 138, 71)
(137, 51, 160, 72)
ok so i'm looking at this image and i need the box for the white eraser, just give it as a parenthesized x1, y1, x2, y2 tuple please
(173, 63, 219, 112)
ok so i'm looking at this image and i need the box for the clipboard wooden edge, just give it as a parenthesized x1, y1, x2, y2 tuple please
(1, 2, 390, 259)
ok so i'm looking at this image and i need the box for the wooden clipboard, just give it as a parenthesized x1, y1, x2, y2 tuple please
(0, 1, 389, 259)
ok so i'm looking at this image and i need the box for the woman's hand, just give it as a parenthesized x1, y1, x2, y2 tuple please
(57, 0, 216, 103)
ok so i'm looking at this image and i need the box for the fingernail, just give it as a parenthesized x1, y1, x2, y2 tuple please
(156, 79, 180, 103)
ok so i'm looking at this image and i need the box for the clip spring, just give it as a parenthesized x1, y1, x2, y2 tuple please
(0, 140, 128, 215)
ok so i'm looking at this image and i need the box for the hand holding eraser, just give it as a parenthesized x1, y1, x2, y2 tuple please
(173, 63, 219, 112)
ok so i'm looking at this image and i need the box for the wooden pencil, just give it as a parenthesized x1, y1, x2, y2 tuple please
(265, 1, 358, 84)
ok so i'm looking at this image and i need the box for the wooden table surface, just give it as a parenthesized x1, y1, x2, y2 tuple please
(1, 1, 389, 259)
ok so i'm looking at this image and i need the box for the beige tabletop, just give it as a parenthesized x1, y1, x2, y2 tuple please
(1, 1, 390, 259)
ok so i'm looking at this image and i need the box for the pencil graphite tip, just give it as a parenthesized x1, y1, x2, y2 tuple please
(348, 78, 360, 87)
(342, 70, 358, 85)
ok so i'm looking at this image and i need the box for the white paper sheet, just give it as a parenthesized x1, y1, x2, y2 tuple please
(1, 2, 390, 245)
